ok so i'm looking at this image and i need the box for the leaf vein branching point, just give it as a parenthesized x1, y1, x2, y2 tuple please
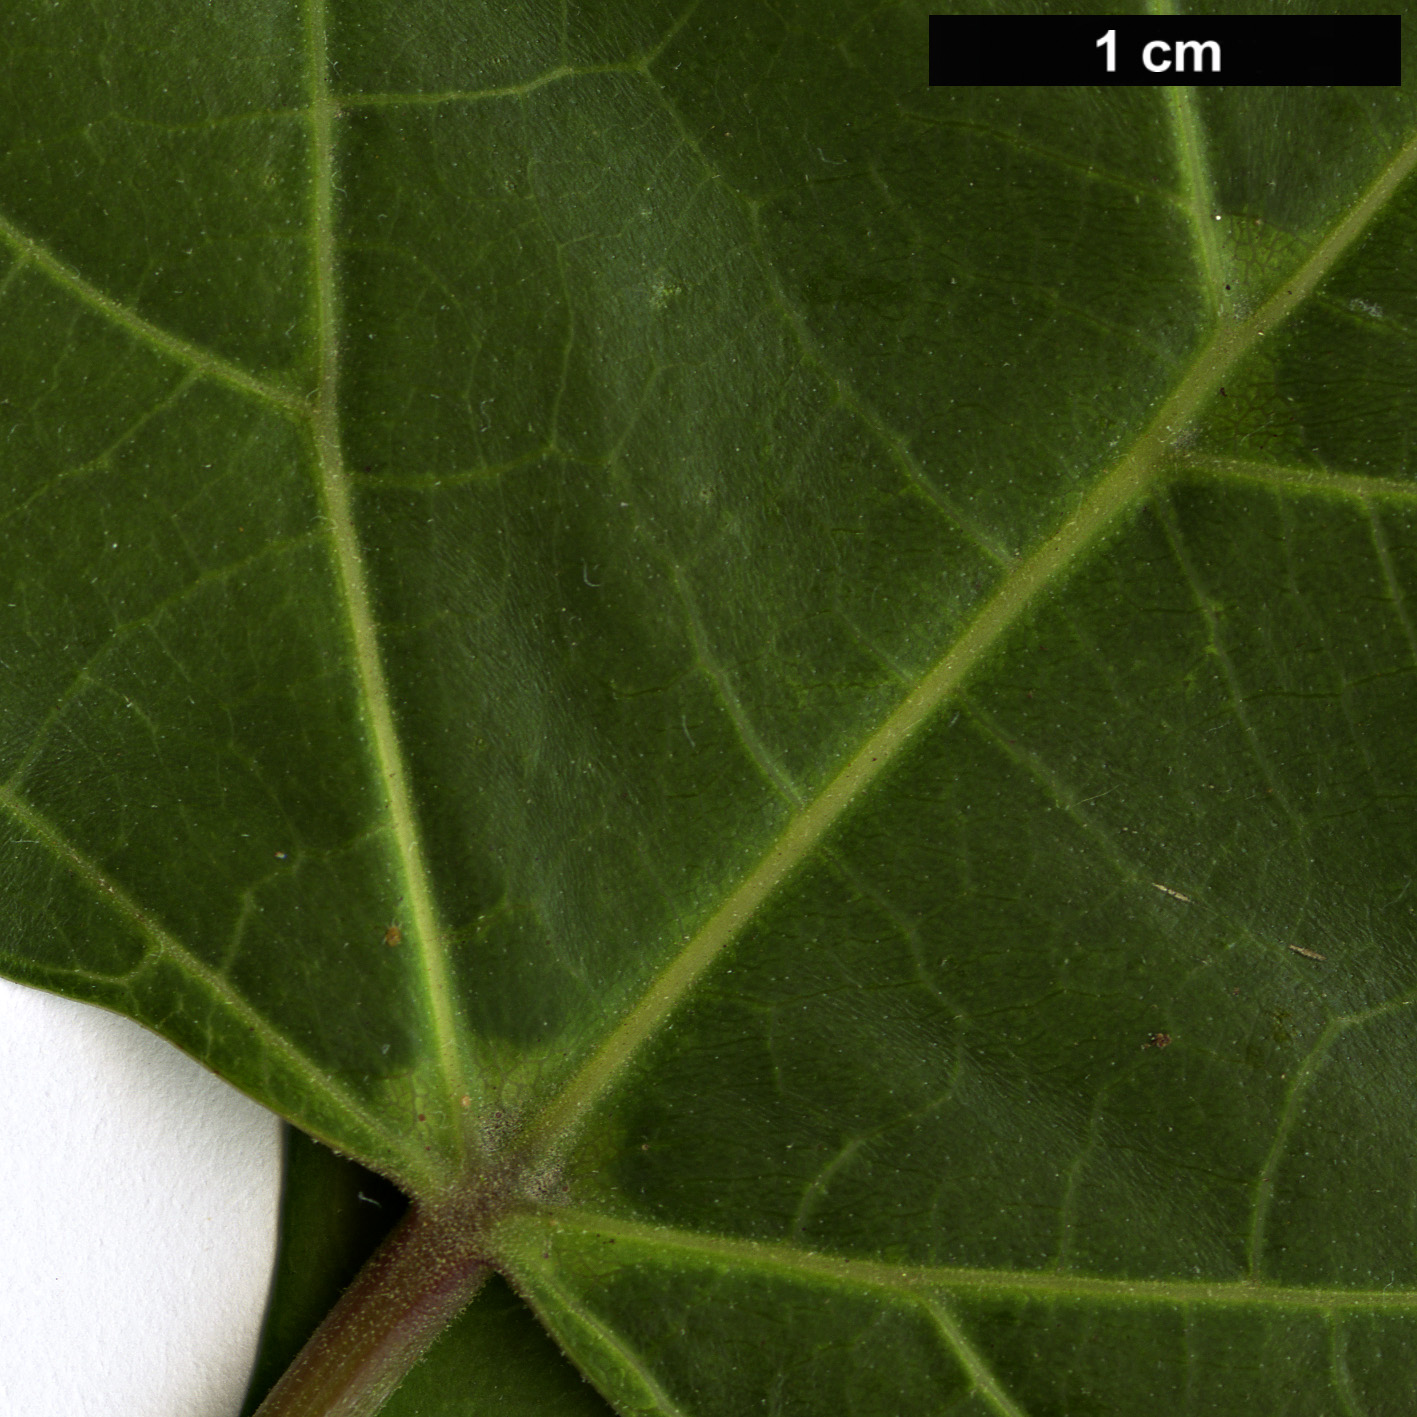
(337, 62, 640, 109)
(336, 6, 698, 113)
(519, 124, 1417, 1168)
(1158, 499, 1302, 827)
(303, 0, 470, 1144)
(7, 529, 325, 789)
(672, 565, 803, 806)
(1248, 987, 1417, 1276)
(0, 209, 303, 416)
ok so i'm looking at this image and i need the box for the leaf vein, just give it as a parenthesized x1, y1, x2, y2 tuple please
(303, 0, 470, 1145)
(0, 208, 303, 415)
(520, 128, 1417, 1165)
(504, 1210, 1417, 1312)
(0, 784, 408, 1170)
(921, 1296, 1032, 1417)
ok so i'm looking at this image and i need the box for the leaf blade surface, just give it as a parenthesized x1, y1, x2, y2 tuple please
(4, 2, 1417, 1412)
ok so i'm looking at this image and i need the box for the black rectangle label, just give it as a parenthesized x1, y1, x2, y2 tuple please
(929, 15, 1401, 86)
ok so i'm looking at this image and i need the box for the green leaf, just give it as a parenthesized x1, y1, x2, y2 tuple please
(4, 1, 1417, 1412)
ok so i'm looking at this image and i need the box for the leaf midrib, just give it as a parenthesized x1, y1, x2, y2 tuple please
(301, 0, 471, 1159)
(502, 1209, 1417, 1314)
(519, 123, 1417, 1169)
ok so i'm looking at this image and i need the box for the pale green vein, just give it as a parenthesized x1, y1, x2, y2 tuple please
(902, 112, 1183, 213)
(339, 8, 698, 111)
(1329, 1318, 1369, 1417)
(1149, 9, 1226, 315)
(1052, 1103, 1107, 1273)
(790, 1134, 866, 1239)
(749, 152, 1012, 562)
(338, 62, 640, 109)
(1166, 86, 1226, 315)
(963, 700, 1145, 893)
(6, 528, 323, 790)
(355, 444, 559, 491)
(1247, 989, 1417, 1277)
(0, 209, 303, 416)
(749, 206, 1012, 566)
(303, 0, 469, 1143)
(1156, 497, 1303, 830)
(1366, 502, 1417, 669)
(529, 1268, 691, 1417)
(1246, 1017, 1344, 1278)
(0, 784, 408, 1172)
(671, 564, 803, 806)
(0, 249, 29, 301)
(1170, 451, 1417, 507)
(0, 369, 201, 539)
(922, 1297, 1030, 1417)
(501, 1209, 1417, 1314)
(632, 37, 1012, 564)
(520, 127, 1417, 1167)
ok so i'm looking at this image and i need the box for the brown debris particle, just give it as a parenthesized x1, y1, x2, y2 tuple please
(1287, 944, 1325, 960)
(384, 924, 402, 947)
(1143, 1032, 1172, 1050)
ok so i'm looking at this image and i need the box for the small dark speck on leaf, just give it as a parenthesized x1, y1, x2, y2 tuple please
(1143, 1032, 1172, 1050)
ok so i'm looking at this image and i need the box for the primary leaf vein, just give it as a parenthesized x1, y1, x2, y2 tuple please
(517, 126, 1417, 1172)
(506, 1210, 1417, 1314)
(303, 0, 469, 1145)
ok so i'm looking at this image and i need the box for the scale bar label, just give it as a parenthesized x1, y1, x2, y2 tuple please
(929, 15, 1401, 86)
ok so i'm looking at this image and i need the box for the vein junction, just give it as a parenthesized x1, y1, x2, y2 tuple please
(523, 126, 1417, 1167)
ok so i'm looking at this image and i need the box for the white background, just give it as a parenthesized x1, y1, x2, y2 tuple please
(0, 977, 282, 1415)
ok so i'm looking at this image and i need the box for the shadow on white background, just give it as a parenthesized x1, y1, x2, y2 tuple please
(0, 977, 282, 1415)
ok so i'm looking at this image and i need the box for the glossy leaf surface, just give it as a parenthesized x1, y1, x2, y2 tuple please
(4, 1, 1417, 1412)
